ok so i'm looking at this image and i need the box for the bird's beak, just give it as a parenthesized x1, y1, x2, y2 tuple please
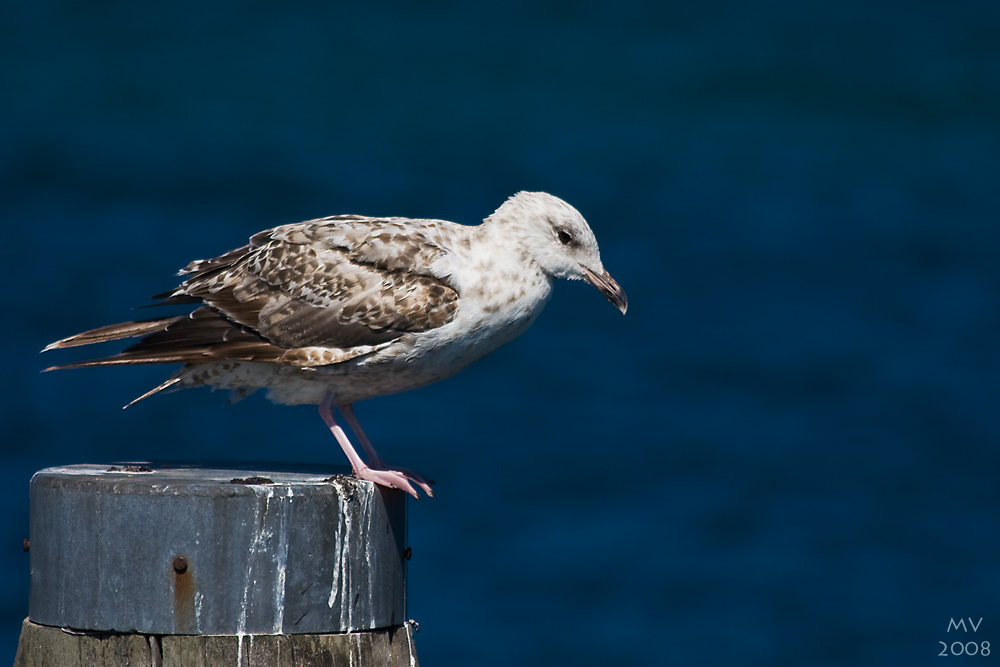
(582, 266, 628, 315)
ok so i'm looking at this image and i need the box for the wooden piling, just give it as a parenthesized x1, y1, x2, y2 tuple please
(13, 618, 418, 667)
(15, 463, 419, 666)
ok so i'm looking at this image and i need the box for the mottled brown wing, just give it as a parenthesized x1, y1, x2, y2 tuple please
(169, 218, 460, 351)
(45, 216, 461, 369)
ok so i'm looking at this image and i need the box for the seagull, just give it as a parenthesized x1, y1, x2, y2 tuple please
(43, 192, 627, 498)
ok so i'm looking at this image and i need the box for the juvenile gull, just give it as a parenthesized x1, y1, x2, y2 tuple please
(44, 192, 627, 498)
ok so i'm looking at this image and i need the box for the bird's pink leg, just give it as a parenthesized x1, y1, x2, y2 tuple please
(341, 403, 435, 496)
(318, 395, 433, 498)
(338, 403, 387, 467)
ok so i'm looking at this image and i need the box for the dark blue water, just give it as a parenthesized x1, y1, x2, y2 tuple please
(3, 2, 999, 665)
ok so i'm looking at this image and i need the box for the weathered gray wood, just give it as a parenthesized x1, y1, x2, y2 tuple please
(28, 463, 408, 635)
(14, 618, 420, 667)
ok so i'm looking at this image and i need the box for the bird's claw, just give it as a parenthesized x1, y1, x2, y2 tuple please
(354, 465, 435, 499)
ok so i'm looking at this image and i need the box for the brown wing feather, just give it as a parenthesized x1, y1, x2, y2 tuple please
(43, 316, 184, 351)
(168, 221, 459, 350)
(44, 215, 461, 370)
(46, 308, 286, 369)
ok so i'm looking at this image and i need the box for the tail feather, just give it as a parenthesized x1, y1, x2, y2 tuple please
(43, 308, 286, 370)
(124, 375, 184, 409)
(43, 317, 185, 351)
(45, 354, 199, 371)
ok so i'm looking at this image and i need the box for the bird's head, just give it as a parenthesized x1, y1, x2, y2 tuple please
(489, 191, 627, 314)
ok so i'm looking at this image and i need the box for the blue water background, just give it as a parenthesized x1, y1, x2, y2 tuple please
(3, 2, 999, 665)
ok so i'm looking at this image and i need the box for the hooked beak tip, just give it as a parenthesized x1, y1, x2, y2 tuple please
(582, 266, 627, 315)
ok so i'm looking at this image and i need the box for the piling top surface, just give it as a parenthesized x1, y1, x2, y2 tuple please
(29, 461, 407, 635)
(34, 461, 353, 486)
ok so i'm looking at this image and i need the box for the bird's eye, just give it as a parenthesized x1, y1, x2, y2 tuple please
(557, 229, 573, 245)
